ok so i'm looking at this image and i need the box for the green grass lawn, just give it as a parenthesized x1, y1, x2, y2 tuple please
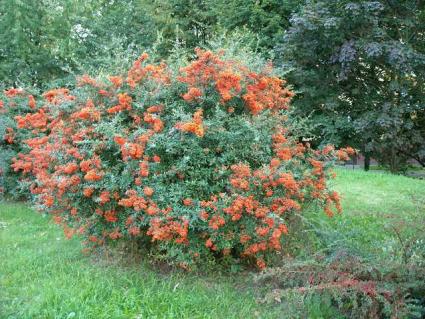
(0, 203, 276, 319)
(1, 169, 424, 318)
(326, 169, 425, 260)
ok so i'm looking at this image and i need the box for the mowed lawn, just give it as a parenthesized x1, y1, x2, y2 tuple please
(0, 205, 273, 319)
(328, 168, 425, 259)
(1, 169, 424, 319)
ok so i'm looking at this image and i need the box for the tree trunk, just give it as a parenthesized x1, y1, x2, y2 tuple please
(364, 153, 370, 171)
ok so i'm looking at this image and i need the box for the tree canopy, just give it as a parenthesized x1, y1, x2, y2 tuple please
(280, 0, 425, 170)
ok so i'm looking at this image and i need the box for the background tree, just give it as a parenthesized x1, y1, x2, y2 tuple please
(61, 0, 156, 74)
(0, 0, 69, 87)
(0, 0, 157, 87)
(211, 0, 300, 54)
(280, 0, 425, 171)
(144, 0, 217, 55)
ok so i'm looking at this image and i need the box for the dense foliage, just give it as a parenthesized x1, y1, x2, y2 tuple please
(0, 87, 38, 197)
(1, 0, 424, 171)
(1, 50, 353, 268)
(147, 0, 299, 53)
(0, 0, 156, 87)
(280, 0, 425, 171)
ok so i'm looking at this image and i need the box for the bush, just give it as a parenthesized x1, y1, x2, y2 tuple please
(255, 252, 425, 318)
(7, 48, 353, 268)
(0, 88, 39, 198)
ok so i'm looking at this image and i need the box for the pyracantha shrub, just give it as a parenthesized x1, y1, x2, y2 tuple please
(9, 49, 355, 269)
(0, 88, 40, 198)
